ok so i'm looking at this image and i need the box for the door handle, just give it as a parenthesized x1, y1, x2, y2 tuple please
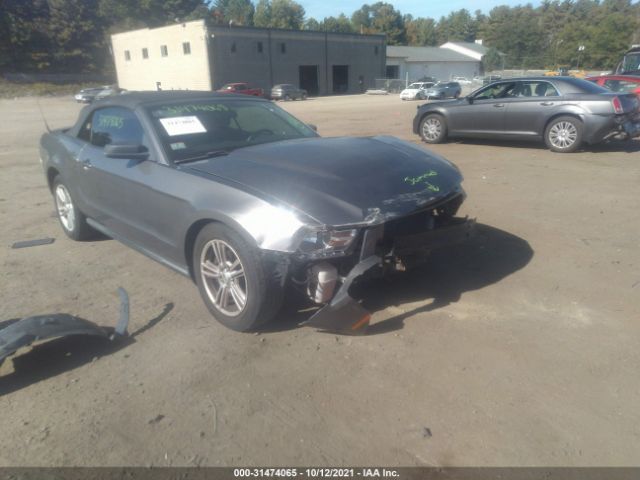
(493, 103, 505, 108)
(540, 102, 555, 106)
(81, 159, 93, 170)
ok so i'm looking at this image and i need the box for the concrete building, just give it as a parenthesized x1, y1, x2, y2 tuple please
(111, 20, 386, 95)
(386, 45, 482, 82)
(440, 41, 489, 62)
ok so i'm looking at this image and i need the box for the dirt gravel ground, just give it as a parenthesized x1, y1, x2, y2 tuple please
(0, 94, 639, 467)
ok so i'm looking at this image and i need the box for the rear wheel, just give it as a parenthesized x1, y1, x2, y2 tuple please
(193, 223, 283, 331)
(284, 94, 292, 101)
(52, 176, 94, 241)
(419, 114, 447, 144)
(544, 116, 583, 153)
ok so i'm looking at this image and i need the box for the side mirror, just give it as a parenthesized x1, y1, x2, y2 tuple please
(307, 124, 318, 132)
(104, 144, 149, 160)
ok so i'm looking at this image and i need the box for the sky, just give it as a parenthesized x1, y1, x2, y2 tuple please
(301, 0, 542, 20)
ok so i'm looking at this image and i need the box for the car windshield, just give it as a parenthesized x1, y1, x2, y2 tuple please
(408, 83, 423, 89)
(146, 99, 317, 163)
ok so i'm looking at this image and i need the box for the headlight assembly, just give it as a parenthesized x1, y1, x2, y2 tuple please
(296, 227, 358, 256)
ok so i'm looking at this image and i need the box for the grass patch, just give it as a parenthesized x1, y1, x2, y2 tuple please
(0, 79, 103, 99)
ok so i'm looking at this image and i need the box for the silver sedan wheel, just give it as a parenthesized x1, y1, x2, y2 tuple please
(200, 239, 247, 316)
(549, 121, 578, 149)
(422, 117, 442, 141)
(55, 184, 75, 232)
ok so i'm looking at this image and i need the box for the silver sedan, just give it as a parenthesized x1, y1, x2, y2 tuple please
(413, 77, 640, 152)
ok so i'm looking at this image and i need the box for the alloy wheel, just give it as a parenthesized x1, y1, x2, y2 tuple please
(55, 184, 75, 232)
(549, 121, 578, 149)
(200, 239, 248, 316)
(422, 117, 442, 142)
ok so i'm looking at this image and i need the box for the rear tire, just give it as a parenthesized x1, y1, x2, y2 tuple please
(544, 116, 583, 153)
(284, 94, 291, 101)
(419, 114, 447, 144)
(193, 223, 283, 332)
(52, 176, 94, 241)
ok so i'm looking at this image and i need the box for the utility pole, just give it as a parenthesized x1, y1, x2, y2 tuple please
(576, 45, 585, 69)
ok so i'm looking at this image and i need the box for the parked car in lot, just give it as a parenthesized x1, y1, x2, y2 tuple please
(482, 75, 502, 85)
(413, 77, 640, 153)
(40, 91, 473, 332)
(270, 84, 307, 100)
(399, 82, 435, 100)
(586, 74, 640, 97)
(217, 83, 264, 97)
(452, 76, 472, 85)
(74, 85, 124, 103)
(423, 82, 462, 99)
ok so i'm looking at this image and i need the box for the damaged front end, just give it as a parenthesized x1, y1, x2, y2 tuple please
(294, 192, 476, 333)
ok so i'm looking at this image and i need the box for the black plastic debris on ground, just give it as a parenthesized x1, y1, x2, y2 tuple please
(0, 288, 129, 366)
(11, 238, 55, 249)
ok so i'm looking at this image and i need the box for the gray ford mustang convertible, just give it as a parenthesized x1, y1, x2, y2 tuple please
(40, 92, 474, 332)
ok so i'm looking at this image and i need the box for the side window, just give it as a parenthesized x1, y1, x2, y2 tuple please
(78, 116, 92, 142)
(536, 82, 559, 97)
(474, 82, 514, 100)
(88, 107, 145, 148)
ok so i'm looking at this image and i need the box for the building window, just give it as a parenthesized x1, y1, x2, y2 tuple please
(124, 50, 131, 61)
(160, 45, 168, 57)
(280, 42, 286, 54)
(231, 42, 236, 53)
(142, 48, 148, 59)
(257, 41, 263, 53)
(374, 45, 379, 55)
(183, 42, 191, 55)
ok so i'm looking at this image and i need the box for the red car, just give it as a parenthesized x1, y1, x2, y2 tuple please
(217, 83, 264, 97)
(586, 75, 640, 96)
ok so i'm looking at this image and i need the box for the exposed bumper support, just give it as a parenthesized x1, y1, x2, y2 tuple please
(301, 217, 476, 334)
(394, 217, 476, 256)
(302, 255, 381, 334)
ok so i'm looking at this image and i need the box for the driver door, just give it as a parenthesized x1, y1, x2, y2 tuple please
(448, 81, 516, 135)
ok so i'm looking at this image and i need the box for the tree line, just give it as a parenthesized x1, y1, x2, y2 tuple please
(1, 0, 639, 74)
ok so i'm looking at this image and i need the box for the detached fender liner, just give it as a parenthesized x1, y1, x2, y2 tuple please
(0, 288, 129, 365)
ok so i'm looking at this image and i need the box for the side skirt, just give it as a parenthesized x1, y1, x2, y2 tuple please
(86, 218, 190, 278)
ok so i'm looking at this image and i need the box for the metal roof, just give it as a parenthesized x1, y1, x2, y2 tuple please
(444, 42, 489, 55)
(386, 46, 479, 63)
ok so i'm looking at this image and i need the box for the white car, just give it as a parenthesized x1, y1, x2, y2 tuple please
(399, 82, 435, 100)
(452, 76, 472, 85)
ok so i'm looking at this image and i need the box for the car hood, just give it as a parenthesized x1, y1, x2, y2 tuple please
(187, 136, 463, 226)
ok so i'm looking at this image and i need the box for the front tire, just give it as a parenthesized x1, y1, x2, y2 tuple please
(544, 116, 583, 153)
(52, 176, 94, 241)
(193, 223, 283, 331)
(419, 114, 447, 144)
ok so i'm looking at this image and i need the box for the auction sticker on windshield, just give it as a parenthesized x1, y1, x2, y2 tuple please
(159, 116, 206, 136)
